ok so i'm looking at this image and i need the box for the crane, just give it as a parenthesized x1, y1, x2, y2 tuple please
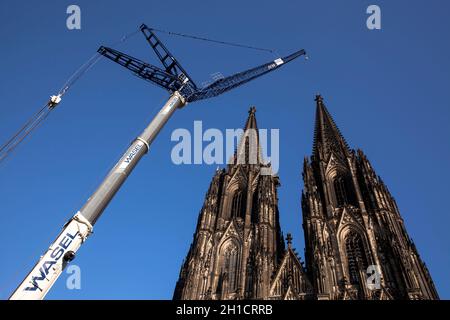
(9, 24, 307, 300)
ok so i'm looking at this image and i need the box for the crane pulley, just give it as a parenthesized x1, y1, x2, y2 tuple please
(9, 24, 307, 300)
(48, 94, 62, 109)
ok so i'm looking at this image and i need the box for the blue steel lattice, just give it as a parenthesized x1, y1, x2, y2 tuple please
(98, 25, 306, 103)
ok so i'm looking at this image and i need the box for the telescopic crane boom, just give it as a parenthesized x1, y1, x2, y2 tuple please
(10, 24, 306, 300)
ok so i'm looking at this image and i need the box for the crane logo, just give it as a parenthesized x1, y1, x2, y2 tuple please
(118, 142, 145, 171)
(24, 231, 78, 291)
(268, 58, 284, 70)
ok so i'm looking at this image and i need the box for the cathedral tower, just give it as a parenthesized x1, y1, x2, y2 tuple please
(301, 95, 439, 299)
(174, 107, 312, 300)
(174, 97, 439, 300)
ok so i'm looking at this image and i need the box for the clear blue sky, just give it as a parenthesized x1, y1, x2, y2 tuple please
(0, 0, 449, 299)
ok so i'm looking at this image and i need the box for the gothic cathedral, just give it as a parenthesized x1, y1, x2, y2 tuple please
(173, 96, 439, 300)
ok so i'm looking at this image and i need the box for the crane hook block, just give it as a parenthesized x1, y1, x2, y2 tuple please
(48, 94, 62, 109)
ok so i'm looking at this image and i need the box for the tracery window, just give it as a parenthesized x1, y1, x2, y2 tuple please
(333, 175, 356, 207)
(231, 191, 247, 219)
(220, 243, 239, 292)
(344, 231, 368, 285)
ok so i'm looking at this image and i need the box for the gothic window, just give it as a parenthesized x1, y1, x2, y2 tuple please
(220, 242, 239, 292)
(231, 191, 247, 219)
(333, 175, 356, 207)
(334, 176, 347, 206)
(344, 231, 368, 285)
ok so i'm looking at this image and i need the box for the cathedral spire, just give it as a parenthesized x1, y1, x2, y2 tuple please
(302, 95, 439, 300)
(244, 106, 258, 131)
(286, 233, 293, 248)
(312, 95, 350, 161)
(234, 106, 262, 165)
(173, 106, 300, 300)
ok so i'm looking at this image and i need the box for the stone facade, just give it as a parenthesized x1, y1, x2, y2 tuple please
(173, 97, 439, 300)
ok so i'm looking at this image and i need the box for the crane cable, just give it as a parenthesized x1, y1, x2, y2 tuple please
(0, 29, 140, 165)
(0, 104, 48, 155)
(151, 27, 280, 57)
(59, 29, 140, 96)
(58, 52, 102, 96)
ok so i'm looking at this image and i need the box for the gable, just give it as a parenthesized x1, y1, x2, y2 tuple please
(337, 207, 363, 231)
(269, 248, 313, 300)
